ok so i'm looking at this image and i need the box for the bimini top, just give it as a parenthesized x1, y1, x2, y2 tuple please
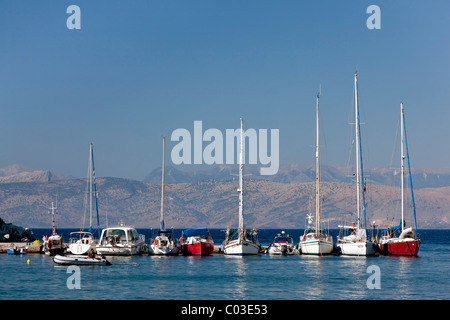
(381, 220, 403, 233)
(183, 227, 210, 237)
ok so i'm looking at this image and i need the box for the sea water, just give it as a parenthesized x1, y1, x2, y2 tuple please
(0, 229, 449, 300)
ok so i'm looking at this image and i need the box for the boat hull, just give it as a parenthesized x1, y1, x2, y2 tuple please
(337, 241, 377, 256)
(53, 254, 111, 266)
(44, 235, 65, 256)
(69, 242, 96, 255)
(96, 243, 145, 256)
(148, 234, 179, 255)
(300, 239, 333, 255)
(148, 244, 179, 255)
(182, 240, 214, 256)
(267, 244, 296, 255)
(97, 226, 146, 256)
(379, 239, 420, 256)
(7, 248, 27, 255)
(224, 239, 259, 255)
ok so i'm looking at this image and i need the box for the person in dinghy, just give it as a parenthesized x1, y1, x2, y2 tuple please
(88, 248, 103, 259)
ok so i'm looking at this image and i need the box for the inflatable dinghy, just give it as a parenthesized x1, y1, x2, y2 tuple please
(53, 254, 111, 266)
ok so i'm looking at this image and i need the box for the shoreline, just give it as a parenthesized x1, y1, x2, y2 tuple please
(0, 242, 42, 254)
(0, 243, 271, 255)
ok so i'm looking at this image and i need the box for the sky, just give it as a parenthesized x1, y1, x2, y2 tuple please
(0, 1, 449, 180)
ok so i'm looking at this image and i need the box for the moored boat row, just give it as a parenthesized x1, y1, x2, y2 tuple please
(30, 73, 419, 265)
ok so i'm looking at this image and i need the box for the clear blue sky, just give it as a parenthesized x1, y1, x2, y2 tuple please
(0, 1, 448, 180)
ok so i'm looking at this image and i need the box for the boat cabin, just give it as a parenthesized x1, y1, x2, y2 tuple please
(99, 227, 142, 246)
(69, 231, 94, 245)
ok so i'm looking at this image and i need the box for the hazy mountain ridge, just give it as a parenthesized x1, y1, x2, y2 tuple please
(0, 176, 448, 230)
(4, 162, 450, 189)
(144, 163, 450, 189)
(0, 164, 70, 183)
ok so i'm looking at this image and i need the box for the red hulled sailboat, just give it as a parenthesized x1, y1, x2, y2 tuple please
(378, 103, 420, 256)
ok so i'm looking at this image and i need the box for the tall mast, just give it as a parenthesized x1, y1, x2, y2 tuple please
(89, 143, 93, 229)
(50, 201, 57, 235)
(354, 72, 361, 228)
(400, 103, 405, 232)
(92, 143, 100, 234)
(160, 136, 166, 231)
(402, 104, 418, 231)
(238, 118, 245, 240)
(315, 94, 320, 235)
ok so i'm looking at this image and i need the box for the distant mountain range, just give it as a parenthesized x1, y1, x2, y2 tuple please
(144, 163, 450, 189)
(0, 164, 69, 183)
(0, 163, 449, 230)
(3, 163, 450, 189)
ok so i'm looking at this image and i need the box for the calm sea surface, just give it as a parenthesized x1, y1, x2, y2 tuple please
(1, 229, 449, 300)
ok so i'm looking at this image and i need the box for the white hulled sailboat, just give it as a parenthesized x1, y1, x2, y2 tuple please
(299, 93, 333, 255)
(336, 72, 377, 256)
(223, 118, 260, 255)
(69, 143, 99, 255)
(148, 136, 180, 255)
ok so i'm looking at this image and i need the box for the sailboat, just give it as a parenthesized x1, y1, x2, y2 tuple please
(299, 93, 334, 255)
(69, 143, 100, 255)
(223, 118, 261, 256)
(378, 103, 420, 256)
(336, 72, 377, 256)
(148, 136, 180, 255)
(42, 201, 64, 256)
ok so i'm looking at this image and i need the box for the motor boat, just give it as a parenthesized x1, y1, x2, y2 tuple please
(180, 227, 214, 256)
(266, 231, 296, 255)
(96, 224, 146, 255)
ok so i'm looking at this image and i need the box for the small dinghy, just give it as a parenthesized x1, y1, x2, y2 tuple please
(53, 254, 111, 266)
(7, 247, 28, 255)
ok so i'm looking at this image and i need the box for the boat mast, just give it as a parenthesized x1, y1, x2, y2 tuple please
(89, 143, 93, 229)
(354, 72, 361, 228)
(402, 104, 418, 231)
(160, 136, 166, 231)
(315, 94, 320, 235)
(400, 103, 405, 232)
(50, 201, 57, 235)
(238, 118, 245, 241)
(91, 143, 100, 234)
